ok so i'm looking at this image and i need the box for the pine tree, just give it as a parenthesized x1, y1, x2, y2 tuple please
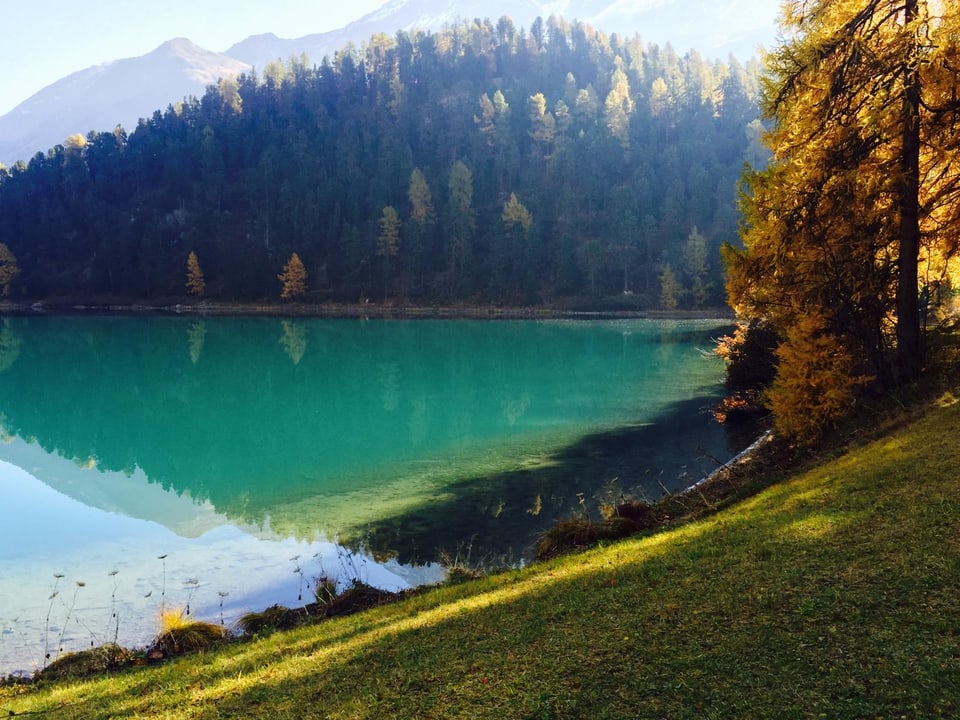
(185, 251, 206, 297)
(278, 252, 308, 300)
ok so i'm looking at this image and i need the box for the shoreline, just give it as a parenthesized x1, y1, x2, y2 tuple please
(0, 299, 734, 321)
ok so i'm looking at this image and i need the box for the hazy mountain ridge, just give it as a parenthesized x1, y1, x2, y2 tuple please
(0, 0, 776, 166)
(0, 39, 250, 167)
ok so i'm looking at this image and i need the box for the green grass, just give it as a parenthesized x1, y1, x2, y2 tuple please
(3, 400, 960, 718)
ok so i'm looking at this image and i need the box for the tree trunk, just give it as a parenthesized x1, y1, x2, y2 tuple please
(896, 0, 922, 382)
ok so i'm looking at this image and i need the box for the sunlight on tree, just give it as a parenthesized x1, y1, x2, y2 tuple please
(0, 243, 20, 297)
(185, 251, 206, 297)
(279, 253, 308, 300)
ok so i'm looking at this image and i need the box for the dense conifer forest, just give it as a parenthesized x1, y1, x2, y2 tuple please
(0, 16, 763, 306)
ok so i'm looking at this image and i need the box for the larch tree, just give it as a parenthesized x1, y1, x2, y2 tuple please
(278, 252, 308, 300)
(501, 193, 535, 297)
(0, 243, 20, 297)
(659, 265, 682, 311)
(185, 251, 206, 297)
(603, 63, 634, 148)
(725, 0, 960, 441)
(407, 168, 435, 283)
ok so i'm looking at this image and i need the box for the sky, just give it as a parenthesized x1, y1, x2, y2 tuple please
(0, 0, 385, 116)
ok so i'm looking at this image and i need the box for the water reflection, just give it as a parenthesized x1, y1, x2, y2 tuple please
(0, 317, 737, 546)
(0, 440, 444, 676)
(0, 318, 21, 373)
(0, 316, 744, 674)
(279, 320, 307, 364)
(186, 320, 206, 365)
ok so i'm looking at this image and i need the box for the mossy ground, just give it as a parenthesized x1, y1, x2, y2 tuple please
(2, 397, 959, 718)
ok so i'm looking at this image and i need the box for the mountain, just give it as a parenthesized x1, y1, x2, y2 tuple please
(227, 0, 776, 70)
(0, 39, 250, 167)
(226, 0, 544, 66)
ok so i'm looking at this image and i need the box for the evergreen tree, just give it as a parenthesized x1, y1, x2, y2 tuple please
(682, 227, 711, 308)
(0, 15, 764, 308)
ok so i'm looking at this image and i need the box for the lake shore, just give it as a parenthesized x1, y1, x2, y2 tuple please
(4, 389, 956, 716)
(0, 298, 734, 320)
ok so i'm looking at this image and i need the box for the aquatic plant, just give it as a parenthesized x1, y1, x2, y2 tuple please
(54, 581, 85, 662)
(217, 592, 229, 626)
(157, 555, 168, 614)
(107, 570, 120, 646)
(42, 574, 64, 666)
(183, 578, 199, 616)
(290, 555, 305, 602)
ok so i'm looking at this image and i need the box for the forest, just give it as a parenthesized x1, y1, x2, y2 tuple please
(0, 16, 763, 307)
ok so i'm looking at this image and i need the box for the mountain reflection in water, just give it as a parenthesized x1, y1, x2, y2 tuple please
(0, 316, 745, 674)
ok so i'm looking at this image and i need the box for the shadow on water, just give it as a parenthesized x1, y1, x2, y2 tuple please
(359, 395, 759, 567)
(0, 315, 746, 567)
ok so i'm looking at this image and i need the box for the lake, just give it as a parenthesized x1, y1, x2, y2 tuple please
(0, 315, 744, 675)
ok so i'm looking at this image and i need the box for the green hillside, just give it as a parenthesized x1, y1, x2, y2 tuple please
(0, 18, 762, 307)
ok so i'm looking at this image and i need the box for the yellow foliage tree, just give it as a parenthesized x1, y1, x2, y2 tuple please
(766, 313, 872, 446)
(185, 252, 205, 297)
(279, 252, 307, 300)
(0, 243, 20, 297)
(725, 0, 960, 442)
(659, 265, 681, 311)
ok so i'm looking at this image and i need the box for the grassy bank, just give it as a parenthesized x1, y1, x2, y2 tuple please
(3, 399, 959, 718)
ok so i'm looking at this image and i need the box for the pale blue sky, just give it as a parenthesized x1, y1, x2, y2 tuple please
(1, 0, 384, 116)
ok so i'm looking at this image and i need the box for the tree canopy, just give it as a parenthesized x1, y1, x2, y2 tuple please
(0, 16, 762, 308)
(725, 0, 960, 441)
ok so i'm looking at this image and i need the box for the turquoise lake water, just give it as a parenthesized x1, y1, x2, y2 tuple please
(0, 316, 742, 674)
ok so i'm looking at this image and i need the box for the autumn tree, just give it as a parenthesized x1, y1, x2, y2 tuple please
(659, 265, 681, 310)
(279, 252, 307, 300)
(603, 63, 634, 148)
(0, 243, 20, 297)
(725, 0, 960, 442)
(185, 251, 206, 297)
(406, 168, 435, 284)
(499, 193, 535, 298)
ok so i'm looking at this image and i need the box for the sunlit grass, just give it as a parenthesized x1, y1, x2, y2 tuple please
(4, 402, 960, 718)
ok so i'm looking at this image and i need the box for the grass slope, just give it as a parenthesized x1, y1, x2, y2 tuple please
(3, 401, 960, 718)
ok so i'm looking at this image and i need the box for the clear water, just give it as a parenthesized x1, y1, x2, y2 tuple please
(0, 316, 741, 674)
